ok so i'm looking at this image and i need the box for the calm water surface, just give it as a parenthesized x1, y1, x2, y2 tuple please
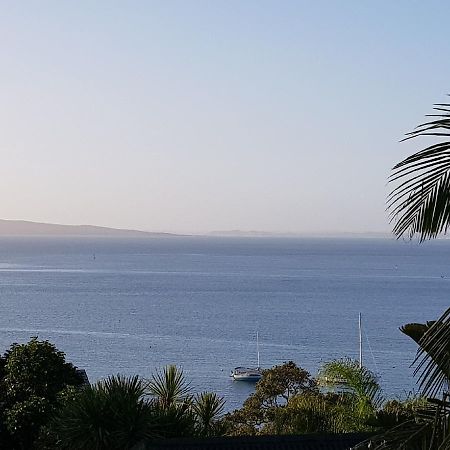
(0, 236, 448, 410)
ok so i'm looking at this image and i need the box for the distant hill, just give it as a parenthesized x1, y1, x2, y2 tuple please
(209, 230, 392, 238)
(0, 220, 178, 237)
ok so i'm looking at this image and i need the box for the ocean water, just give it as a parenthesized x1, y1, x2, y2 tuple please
(0, 236, 448, 410)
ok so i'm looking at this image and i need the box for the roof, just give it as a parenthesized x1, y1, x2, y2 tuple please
(141, 433, 372, 450)
(75, 368, 90, 386)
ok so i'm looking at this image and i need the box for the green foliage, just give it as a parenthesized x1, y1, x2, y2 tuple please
(226, 360, 402, 437)
(45, 364, 226, 447)
(401, 309, 450, 399)
(192, 392, 226, 437)
(271, 391, 360, 434)
(151, 400, 196, 438)
(53, 375, 157, 450)
(379, 95, 450, 448)
(3, 337, 82, 403)
(319, 358, 383, 420)
(146, 365, 191, 409)
(4, 395, 52, 448)
(388, 99, 450, 241)
(357, 309, 450, 449)
(252, 361, 316, 408)
(146, 365, 226, 438)
(145, 365, 196, 437)
(360, 394, 450, 450)
(0, 337, 83, 449)
(0, 343, 228, 448)
(376, 396, 427, 428)
(225, 361, 317, 435)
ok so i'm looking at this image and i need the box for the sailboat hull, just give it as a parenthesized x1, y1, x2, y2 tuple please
(231, 367, 262, 382)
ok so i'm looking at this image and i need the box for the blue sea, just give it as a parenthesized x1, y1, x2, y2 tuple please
(0, 236, 448, 410)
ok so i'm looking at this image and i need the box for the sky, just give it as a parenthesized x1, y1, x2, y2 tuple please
(1, 1, 450, 234)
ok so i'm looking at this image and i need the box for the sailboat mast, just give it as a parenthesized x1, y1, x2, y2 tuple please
(359, 313, 363, 369)
(256, 331, 260, 368)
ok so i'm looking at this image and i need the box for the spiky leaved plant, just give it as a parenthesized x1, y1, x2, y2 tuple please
(192, 391, 226, 437)
(146, 365, 191, 410)
(53, 375, 157, 450)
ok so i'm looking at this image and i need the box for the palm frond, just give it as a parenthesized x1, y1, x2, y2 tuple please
(102, 374, 146, 401)
(319, 358, 383, 416)
(146, 365, 191, 410)
(355, 393, 450, 450)
(283, 392, 364, 433)
(388, 100, 450, 241)
(53, 375, 158, 449)
(150, 400, 196, 438)
(401, 308, 450, 399)
(192, 392, 226, 437)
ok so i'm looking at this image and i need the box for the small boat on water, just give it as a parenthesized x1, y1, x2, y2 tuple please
(231, 366, 262, 382)
(231, 332, 262, 382)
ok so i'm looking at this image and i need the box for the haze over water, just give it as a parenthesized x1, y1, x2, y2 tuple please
(0, 236, 447, 409)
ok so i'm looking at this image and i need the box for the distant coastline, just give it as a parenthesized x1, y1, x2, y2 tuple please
(0, 219, 392, 239)
(0, 219, 179, 237)
(207, 230, 392, 239)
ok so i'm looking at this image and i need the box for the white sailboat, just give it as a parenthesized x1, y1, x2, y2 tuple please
(231, 331, 262, 382)
(319, 313, 365, 386)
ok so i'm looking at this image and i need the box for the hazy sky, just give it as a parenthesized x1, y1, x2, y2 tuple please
(2, 1, 450, 234)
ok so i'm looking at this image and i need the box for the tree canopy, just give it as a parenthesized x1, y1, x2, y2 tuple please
(0, 337, 83, 449)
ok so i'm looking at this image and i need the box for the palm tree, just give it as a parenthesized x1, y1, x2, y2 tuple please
(388, 100, 450, 241)
(319, 358, 383, 422)
(272, 390, 363, 434)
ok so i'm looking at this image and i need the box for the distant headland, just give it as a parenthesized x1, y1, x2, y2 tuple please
(0, 219, 179, 237)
